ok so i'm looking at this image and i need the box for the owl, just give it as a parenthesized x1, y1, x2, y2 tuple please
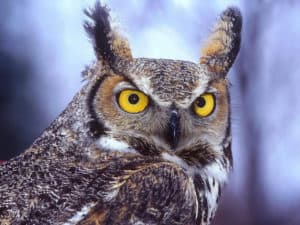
(0, 2, 241, 225)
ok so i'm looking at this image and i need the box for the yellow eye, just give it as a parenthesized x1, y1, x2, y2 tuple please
(118, 89, 149, 113)
(193, 93, 215, 117)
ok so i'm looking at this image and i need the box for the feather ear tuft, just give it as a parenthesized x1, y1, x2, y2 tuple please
(200, 7, 242, 75)
(84, 2, 132, 66)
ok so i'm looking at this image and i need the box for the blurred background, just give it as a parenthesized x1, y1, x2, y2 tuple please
(0, 0, 300, 224)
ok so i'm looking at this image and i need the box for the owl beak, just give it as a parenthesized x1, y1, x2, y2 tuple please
(167, 110, 180, 150)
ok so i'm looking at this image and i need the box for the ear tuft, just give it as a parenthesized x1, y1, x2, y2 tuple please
(200, 7, 242, 75)
(84, 2, 132, 66)
(84, 2, 114, 63)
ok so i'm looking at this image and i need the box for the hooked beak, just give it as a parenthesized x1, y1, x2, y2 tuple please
(166, 110, 180, 150)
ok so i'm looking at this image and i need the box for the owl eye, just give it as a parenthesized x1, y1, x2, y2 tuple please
(193, 93, 215, 117)
(118, 89, 149, 113)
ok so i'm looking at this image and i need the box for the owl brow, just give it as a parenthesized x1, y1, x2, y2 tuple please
(113, 81, 136, 94)
(205, 78, 222, 94)
(124, 77, 139, 89)
(117, 75, 146, 94)
(204, 86, 219, 95)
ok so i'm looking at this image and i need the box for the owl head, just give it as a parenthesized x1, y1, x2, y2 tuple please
(83, 3, 241, 175)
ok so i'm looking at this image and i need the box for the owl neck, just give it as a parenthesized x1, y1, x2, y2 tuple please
(162, 145, 231, 185)
(96, 131, 232, 188)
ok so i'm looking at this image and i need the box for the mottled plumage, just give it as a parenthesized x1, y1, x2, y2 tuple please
(0, 2, 242, 225)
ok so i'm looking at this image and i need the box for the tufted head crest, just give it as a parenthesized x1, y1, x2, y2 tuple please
(84, 2, 133, 68)
(199, 7, 242, 75)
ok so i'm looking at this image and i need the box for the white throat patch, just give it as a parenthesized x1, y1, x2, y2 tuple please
(63, 203, 95, 225)
(97, 136, 137, 153)
(161, 152, 229, 185)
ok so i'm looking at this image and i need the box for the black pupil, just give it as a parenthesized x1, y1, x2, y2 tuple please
(196, 97, 206, 108)
(128, 94, 139, 104)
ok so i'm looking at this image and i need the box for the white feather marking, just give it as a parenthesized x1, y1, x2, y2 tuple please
(202, 160, 228, 185)
(205, 177, 220, 219)
(131, 76, 152, 95)
(186, 177, 199, 219)
(97, 136, 136, 153)
(103, 189, 119, 201)
(223, 135, 232, 148)
(133, 221, 146, 225)
(162, 153, 228, 185)
(190, 76, 210, 100)
(63, 203, 95, 225)
(212, 144, 223, 152)
(162, 152, 191, 173)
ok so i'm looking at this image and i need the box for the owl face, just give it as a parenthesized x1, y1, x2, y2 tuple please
(91, 58, 230, 156)
(84, 4, 241, 169)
